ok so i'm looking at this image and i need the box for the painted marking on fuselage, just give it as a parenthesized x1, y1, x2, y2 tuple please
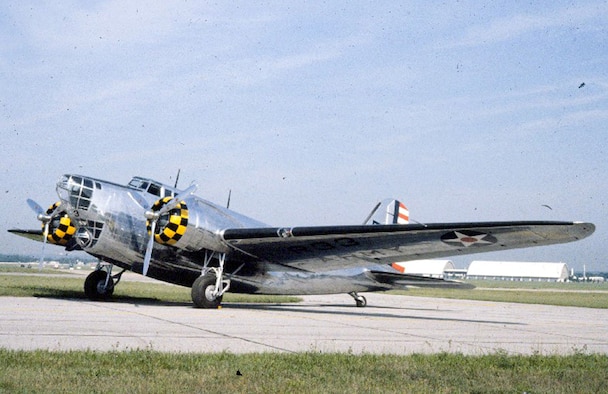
(286, 237, 360, 254)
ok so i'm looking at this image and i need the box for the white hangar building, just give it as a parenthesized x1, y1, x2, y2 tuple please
(467, 261, 569, 282)
(392, 260, 455, 278)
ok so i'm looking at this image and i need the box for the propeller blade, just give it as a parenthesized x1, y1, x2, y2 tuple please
(181, 183, 197, 197)
(28, 199, 62, 270)
(142, 220, 156, 276)
(140, 182, 196, 277)
(28, 199, 62, 222)
(156, 184, 198, 216)
(157, 183, 197, 216)
(47, 203, 63, 219)
(39, 222, 49, 271)
(27, 199, 44, 216)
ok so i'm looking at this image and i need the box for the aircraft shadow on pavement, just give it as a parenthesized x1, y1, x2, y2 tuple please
(33, 292, 192, 307)
(30, 293, 523, 326)
(224, 302, 524, 326)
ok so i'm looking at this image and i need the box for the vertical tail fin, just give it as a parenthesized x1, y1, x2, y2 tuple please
(364, 199, 409, 225)
(387, 200, 409, 224)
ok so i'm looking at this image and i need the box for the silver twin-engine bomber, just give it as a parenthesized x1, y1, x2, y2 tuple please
(10, 173, 595, 308)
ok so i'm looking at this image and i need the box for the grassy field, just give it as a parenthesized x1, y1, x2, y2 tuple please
(1, 349, 607, 393)
(0, 270, 301, 305)
(401, 280, 608, 309)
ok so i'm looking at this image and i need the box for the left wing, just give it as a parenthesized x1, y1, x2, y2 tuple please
(222, 221, 594, 271)
(8, 229, 44, 243)
(9, 229, 82, 251)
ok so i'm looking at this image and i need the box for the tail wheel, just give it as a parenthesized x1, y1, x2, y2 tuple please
(191, 275, 223, 309)
(84, 270, 115, 300)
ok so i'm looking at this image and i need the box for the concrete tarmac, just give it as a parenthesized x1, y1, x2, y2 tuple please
(1, 294, 607, 355)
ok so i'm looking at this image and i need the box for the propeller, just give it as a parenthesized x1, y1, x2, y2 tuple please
(141, 183, 197, 276)
(26, 199, 62, 270)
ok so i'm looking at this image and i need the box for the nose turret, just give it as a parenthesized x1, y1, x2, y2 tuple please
(56, 175, 99, 213)
(56, 174, 105, 249)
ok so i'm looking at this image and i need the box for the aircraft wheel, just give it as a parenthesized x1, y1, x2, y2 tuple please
(355, 295, 367, 308)
(84, 270, 115, 300)
(191, 275, 223, 309)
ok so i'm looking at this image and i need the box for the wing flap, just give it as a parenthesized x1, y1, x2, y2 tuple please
(222, 221, 594, 272)
(367, 270, 475, 289)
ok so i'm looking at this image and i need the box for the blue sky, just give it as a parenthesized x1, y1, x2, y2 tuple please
(2, 2, 606, 271)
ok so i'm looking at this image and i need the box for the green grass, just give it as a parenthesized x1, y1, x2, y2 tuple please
(462, 279, 608, 290)
(398, 279, 608, 309)
(1, 349, 607, 393)
(0, 273, 301, 305)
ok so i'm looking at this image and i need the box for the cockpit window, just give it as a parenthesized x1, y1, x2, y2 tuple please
(128, 177, 175, 197)
(147, 183, 161, 197)
(128, 178, 149, 191)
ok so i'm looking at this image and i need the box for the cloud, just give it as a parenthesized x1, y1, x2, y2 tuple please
(444, 3, 608, 48)
(10, 1, 201, 50)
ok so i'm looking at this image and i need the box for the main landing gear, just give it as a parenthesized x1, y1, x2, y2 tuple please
(349, 291, 367, 307)
(191, 252, 231, 309)
(84, 262, 124, 301)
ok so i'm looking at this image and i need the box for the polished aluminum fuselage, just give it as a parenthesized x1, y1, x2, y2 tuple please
(55, 174, 385, 294)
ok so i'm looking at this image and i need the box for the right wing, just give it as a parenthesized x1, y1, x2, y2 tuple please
(221, 221, 595, 272)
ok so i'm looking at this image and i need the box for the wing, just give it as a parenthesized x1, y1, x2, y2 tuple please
(221, 221, 594, 272)
(8, 229, 44, 243)
(8, 229, 82, 251)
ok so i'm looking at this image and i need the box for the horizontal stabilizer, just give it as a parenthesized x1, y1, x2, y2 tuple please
(367, 270, 475, 289)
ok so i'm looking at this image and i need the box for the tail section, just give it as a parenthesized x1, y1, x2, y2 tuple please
(363, 199, 409, 225)
(388, 200, 409, 224)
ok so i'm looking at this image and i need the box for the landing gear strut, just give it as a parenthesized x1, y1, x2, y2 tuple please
(349, 291, 367, 307)
(191, 252, 230, 309)
(84, 262, 124, 301)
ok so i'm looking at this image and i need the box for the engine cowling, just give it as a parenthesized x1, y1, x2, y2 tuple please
(145, 197, 230, 253)
(146, 197, 189, 246)
(43, 202, 76, 245)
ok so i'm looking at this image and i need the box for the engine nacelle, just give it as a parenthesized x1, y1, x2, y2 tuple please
(146, 197, 230, 253)
(44, 202, 76, 245)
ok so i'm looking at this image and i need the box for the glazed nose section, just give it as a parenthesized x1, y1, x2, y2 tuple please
(57, 175, 96, 211)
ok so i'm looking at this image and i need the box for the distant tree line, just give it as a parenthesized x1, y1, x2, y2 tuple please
(0, 253, 96, 264)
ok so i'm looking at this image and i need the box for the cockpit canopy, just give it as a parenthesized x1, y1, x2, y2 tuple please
(127, 177, 176, 198)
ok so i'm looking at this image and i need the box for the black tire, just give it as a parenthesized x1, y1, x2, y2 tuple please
(355, 296, 367, 308)
(84, 270, 115, 300)
(191, 275, 223, 309)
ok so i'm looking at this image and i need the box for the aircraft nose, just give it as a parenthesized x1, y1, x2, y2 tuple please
(56, 174, 96, 212)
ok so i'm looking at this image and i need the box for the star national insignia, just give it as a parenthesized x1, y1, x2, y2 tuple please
(440, 230, 497, 247)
